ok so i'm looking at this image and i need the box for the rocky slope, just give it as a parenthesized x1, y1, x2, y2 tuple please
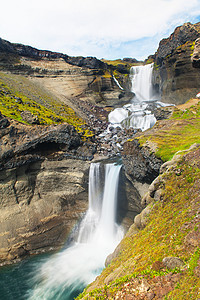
(77, 99, 200, 300)
(152, 22, 200, 104)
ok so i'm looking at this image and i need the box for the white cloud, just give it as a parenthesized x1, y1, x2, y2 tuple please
(0, 0, 200, 59)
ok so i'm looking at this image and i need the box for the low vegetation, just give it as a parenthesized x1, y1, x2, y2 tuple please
(137, 100, 200, 161)
(0, 73, 92, 137)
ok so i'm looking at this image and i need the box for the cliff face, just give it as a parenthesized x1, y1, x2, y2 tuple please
(0, 114, 92, 264)
(153, 22, 200, 104)
(0, 159, 89, 264)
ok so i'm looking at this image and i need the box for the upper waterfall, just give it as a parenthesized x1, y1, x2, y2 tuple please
(108, 63, 157, 131)
(130, 63, 154, 101)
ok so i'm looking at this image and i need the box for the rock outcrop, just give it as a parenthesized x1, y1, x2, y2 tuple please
(0, 158, 90, 264)
(153, 22, 200, 104)
(122, 139, 163, 184)
(0, 37, 107, 70)
(191, 37, 200, 68)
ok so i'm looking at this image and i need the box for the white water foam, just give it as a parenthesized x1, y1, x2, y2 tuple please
(28, 162, 123, 300)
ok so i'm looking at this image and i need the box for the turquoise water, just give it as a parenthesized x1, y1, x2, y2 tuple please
(0, 253, 83, 300)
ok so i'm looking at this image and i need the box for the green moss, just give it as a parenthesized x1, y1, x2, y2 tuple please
(0, 78, 93, 137)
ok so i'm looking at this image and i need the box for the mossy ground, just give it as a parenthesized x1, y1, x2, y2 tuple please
(0, 72, 92, 137)
(137, 100, 200, 161)
(101, 59, 136, 75)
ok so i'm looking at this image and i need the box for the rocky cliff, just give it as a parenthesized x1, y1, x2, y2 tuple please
(0, 113, 92, 264)
(153, 22, 200, 104)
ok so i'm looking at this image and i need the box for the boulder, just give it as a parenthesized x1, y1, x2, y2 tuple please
(21, 111, 40, 124)
(162, 257, 185, 270)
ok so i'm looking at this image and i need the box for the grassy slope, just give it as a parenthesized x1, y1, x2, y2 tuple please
(77, 101, 200, 299)
(0, 71, 92, 136)
(136, 100, 200, 162)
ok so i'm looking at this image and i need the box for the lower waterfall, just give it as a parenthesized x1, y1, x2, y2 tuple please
(27, 162, 123, 300)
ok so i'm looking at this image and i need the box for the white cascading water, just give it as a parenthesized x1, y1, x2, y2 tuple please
(109, 63, 157, 131)
(131, 63, 153, 101)
(28, 162, 123, 300)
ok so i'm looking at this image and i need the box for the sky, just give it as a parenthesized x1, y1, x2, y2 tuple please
(1, 0, 200, 60)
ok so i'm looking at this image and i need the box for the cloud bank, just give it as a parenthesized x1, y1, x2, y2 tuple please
(1, 0, 200, 59)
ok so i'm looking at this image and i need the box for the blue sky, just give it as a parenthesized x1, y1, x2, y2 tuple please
(1, 0, 200, 60)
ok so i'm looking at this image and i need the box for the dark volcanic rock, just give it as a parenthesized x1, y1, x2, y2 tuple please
(155, 22, 200, 65)
(0, 38, 15, 53)
(0, 37, 107, 70)
(153, 22, 200, 104)
(65, 56, 106, 69)
(122, 139, 163, 184)
(154, 106, 174, 120)
(0, 117, 88, 171)
(116, 64, 129, 74)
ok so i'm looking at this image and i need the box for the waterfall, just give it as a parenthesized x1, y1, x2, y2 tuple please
(131, 63, 153, 101)
(27, 162, 123, 300)
(113, 75, 124, 90)
(108, 63, 158, 131)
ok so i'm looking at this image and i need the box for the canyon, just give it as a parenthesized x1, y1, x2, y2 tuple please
(0, 21, 200, 300)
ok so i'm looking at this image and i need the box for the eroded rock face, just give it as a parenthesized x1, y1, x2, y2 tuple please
(0, 115, 92, 264)
(0, 159, 90, 264)
(0, 38, 131, 114)
(153, 22, 200, 104)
